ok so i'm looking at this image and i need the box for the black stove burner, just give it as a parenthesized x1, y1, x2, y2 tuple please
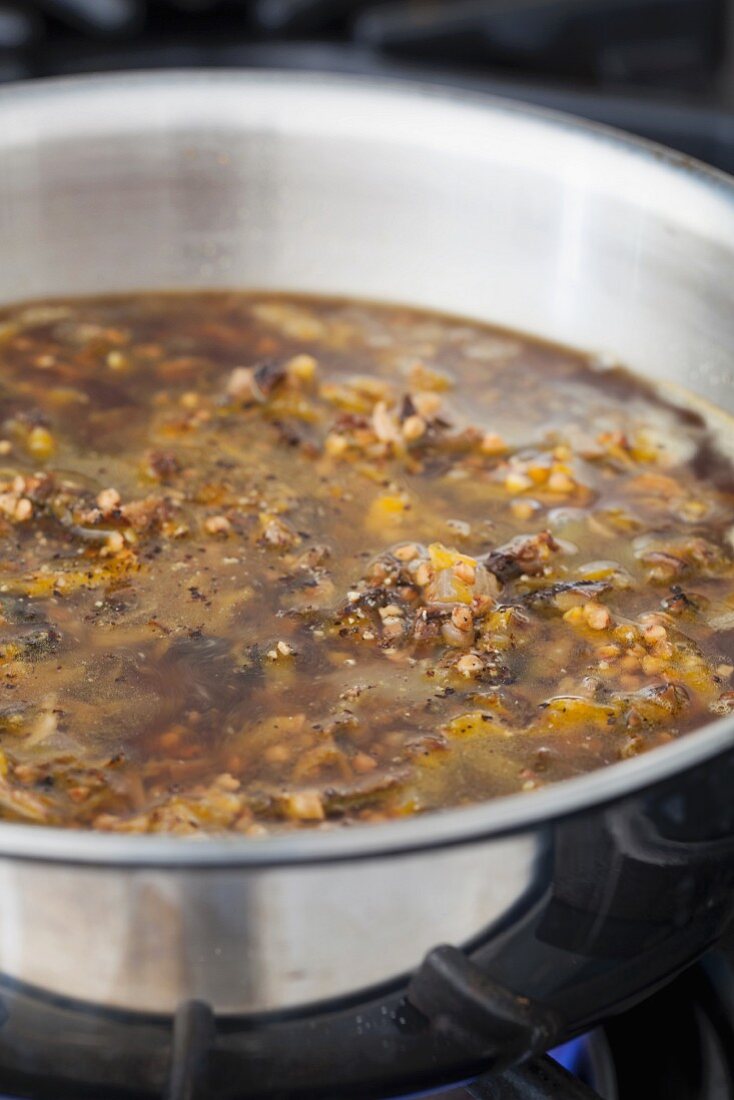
(548, 955, 734, 1100)
(0, 939, 732, 1099)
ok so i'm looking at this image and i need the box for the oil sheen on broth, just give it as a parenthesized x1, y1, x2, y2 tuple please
(0, 293, 732, 834)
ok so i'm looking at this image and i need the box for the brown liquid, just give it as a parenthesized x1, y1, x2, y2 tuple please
(0, 292, 731, 834)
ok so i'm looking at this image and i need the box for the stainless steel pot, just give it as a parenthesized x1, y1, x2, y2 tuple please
(0, 70, 732, 1091)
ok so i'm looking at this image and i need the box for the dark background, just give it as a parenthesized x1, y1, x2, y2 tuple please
(0, 0, 732, 171)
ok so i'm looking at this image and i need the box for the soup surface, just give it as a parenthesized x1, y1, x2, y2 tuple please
(0, 292, 732, 834)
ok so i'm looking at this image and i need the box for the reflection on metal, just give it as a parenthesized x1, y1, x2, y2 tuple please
(0, 71, 729, 1096)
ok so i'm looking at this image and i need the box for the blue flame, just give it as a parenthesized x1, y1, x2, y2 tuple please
(391, 1035, 592, 1098)
(551, 1035, 589, 1075)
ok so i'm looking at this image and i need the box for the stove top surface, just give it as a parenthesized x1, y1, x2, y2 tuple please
(0, 4, 732, 1098)
(0, 940, 731, 1099)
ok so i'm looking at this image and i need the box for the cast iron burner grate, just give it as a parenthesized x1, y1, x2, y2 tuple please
(0, 940, 732, 1099)
(164, 947, 734, 1100)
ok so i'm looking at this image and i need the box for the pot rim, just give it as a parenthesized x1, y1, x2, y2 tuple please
(0, 67, 732, 868)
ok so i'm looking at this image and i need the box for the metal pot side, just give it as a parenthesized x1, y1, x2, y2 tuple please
(0, 72, 731, 1030)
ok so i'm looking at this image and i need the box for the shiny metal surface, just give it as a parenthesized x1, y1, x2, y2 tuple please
(0, 72, 731, 1025)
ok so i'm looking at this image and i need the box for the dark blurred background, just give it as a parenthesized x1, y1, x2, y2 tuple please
(0, 0, 732, 171)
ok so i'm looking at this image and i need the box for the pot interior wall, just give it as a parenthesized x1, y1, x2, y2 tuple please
(0, 72, 732, 417)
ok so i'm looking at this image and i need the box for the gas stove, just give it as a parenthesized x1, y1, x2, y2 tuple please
(0, 935, 731, 1098)
(0, 3, 732, 1099)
